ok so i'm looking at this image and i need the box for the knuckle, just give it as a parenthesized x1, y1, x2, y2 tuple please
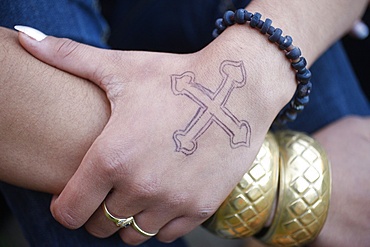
(51, 204, 83, 229)
(94, 146, 130, 181)
(168, 192, 188, 208)
(192, 203, 218, 221)
(53, 38, 81, 60)
(99, 72, 126, 100)
(97, 155, 119, 177)
(130, 175, 161, 199)
(90, 51, 126, 99)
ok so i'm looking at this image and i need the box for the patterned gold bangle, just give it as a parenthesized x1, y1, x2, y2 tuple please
(258, 131, 331, 246)
(203, 132, 279, 238)
(204, 131, 331, 246)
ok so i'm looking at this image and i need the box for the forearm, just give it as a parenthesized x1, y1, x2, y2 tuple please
(0, 28, 110, 193)
(246, 0, 368, 64)
(199, 0, 368, 126)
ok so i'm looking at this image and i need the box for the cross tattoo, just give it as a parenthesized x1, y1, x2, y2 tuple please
(171, 60, 251, 155)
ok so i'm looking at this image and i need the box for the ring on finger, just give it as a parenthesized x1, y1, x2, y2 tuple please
(103, 201, 133, 228)
(132, 218, 158, 237)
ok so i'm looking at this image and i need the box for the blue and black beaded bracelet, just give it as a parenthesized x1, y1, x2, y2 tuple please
(213, 9, 312, 126)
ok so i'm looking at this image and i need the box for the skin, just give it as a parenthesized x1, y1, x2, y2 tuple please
(310, 116, 370, 247)
(0, 0, 368, 245)
(20, 34, 287, 244)
(0, 28, 109, 193)
(243, 116, 370, 247)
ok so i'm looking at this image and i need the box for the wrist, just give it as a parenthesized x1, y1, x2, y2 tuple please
(197, 20, 297, 128)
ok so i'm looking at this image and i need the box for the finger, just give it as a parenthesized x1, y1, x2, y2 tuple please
(156, 216, 202, 243)
(86, 192, 175, 243)
(50, 138, 113, 229)
(14, 25, 115, 92)
(118, 210, 172, 246)
(84, 192, 144, 238)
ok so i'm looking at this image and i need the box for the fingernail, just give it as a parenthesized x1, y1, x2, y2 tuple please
(350, 21, 369, 40)
(14, 25, 47, 41)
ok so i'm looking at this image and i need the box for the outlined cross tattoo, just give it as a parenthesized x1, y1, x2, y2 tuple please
(171, 60, 251, 155)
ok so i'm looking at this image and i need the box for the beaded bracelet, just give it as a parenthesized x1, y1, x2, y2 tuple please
(213, 9, 312, 126)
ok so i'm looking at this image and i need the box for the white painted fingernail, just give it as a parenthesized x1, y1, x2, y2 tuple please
(350, 21, 369, 40)
(14, 25, 47, 41)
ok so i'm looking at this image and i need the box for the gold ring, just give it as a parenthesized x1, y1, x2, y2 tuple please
(258, 131, 331, 246)
(204, 132, 279, 238)
(131, 218, 158, 237)
(103, 202, 134, 228)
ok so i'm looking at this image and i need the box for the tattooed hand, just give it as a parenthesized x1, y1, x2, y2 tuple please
(17, 28, 294, 245)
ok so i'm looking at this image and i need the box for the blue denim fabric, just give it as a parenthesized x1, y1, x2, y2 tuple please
(0, 0, 109, 48)
(0, 0, 369, 246)
(100, 0, 232, 53)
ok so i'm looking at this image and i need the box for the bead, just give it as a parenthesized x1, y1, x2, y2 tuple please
(269, 28, 283, 43)
(235, 9, 247, 24)
(250, 12, 262, 28)
(212, 29, 220, 38)
(261, 18, 272, 34)
(244, 11, 253, 21)
(267, 26, 275, 35)
(215, 18, 226, 31)
(223, 10, 235, 26)
(285, 109, 298, 122)
(297, 81, 312, 97)
(279, 111, 291, 123)
(290, 101, 305, 112)
(257, 20, 264, 29)
(275, 118, 287, 126)
(277, 36, 285, 46)
(279, 36, 293, 50)
(291, 57, 307, 71)
(296, 66, 307, 74)
(295, 95, 310, 105)
(286, 47, 301, 60)
(296, 69, 312, 83)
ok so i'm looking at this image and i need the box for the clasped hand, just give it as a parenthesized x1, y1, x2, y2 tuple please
(17, 31, 277, 245)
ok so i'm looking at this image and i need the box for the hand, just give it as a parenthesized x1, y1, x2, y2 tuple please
(17, 27, 291, 245)
(309, 116, 370, 247)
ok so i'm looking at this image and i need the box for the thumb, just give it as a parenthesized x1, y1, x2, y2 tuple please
(14, 25, 112, 91)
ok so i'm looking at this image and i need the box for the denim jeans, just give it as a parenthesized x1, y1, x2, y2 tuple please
(0, 0, 369, 246)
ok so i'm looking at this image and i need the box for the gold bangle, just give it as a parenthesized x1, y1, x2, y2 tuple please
(204, 131, 331, 246)
(204, 132, 279, 238)
(258, 131, 331, 246)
